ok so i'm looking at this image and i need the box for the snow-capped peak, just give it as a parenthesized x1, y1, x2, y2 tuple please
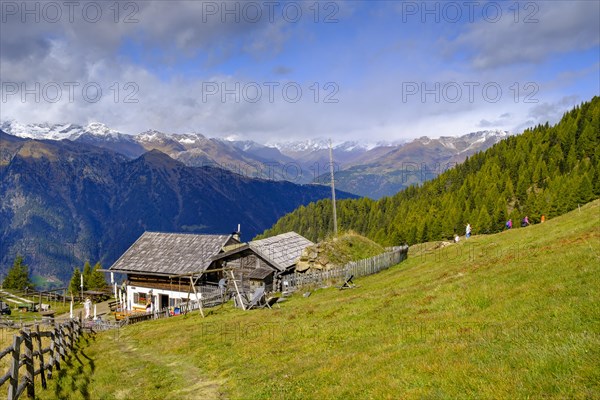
(269, 139, 331, 153)
(136, 129, 170, 142)
(462, 129, 510, 141)
(171, 132, 207, 145)
(409, 130, 511, 153)
(270, 138, 384, 154)
(335, 141, 363, 152)
(416, 136, 432, 145)
(0, 120, 85, 140)
(83, 122, 124, 138)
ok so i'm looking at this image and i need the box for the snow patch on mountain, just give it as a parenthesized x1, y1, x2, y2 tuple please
(137, 130, 170, 142)
(79, 122, 131, 142)
(172, 133, 206, 144)
(0, 120, 85, 140)
(458, 130, 511, 153)
(270, 139, 378, 153)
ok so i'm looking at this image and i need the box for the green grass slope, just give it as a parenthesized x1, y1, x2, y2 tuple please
(37, 200, 600, 399)
(304, 231, 385, 266)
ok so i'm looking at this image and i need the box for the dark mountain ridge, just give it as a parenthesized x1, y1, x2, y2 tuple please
(0, 133, 355, 284)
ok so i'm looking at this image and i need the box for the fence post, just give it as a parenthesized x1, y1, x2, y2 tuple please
(73, 320, 79, 341)
(47, 330, 55, 378)
(8, 334, 21, 400)
(23, 329, 35, 398)
(56, 323, 64, 366)
(69, 321, 74, 350)
(35, 324, 47, 389)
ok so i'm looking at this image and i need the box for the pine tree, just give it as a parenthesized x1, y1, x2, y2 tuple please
(87, 262, 107, 290)
(82, 261, 92, 291)
(516, 174, 529, 202)
(419, 221, 429, 243)
(407, 225, 417, 245)
(69, 268, 82, 296)
(593, 158, 600, 196)
(476, 207, 492, 234)
(577, 174, 594, 205)
(2, 255, 33, 290)
(577, 124, 597, 158)
(493, 200, 507, 230)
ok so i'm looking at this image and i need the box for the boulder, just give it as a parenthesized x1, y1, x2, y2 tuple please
(296, 261, 311, 272)
(317, 256, 329, 266)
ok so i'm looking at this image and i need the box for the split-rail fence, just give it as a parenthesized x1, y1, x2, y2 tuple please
(0, 319, 82, 400)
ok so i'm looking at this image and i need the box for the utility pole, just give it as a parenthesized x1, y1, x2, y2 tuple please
(329, 139, 338, 236)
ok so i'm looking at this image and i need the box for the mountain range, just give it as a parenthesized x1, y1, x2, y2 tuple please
(0, 121, 511, 198)
(0, 130, 356, 286)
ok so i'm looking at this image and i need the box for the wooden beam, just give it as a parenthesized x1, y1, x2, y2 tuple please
(189, 276, 205, 318)
(230, 270, 245, 311)
(167, 266, 230, 279)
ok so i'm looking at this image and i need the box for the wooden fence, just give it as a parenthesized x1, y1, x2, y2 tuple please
(0, 319, 82, 400)
(281, 245, 409, 290)
(15, 288, 81, 304)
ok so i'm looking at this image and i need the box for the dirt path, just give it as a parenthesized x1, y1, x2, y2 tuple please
(0, 290, 35, 304)
(54, 299, 115, 322)
(117, 340, 224, 399)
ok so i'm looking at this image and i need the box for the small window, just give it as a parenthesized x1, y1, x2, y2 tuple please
(133, 292, 148, 305)
(169, 298, 182, 307)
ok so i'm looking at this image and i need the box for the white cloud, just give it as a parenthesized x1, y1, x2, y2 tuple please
(0, 1, 596, 143)
(446, 1, 600, 69)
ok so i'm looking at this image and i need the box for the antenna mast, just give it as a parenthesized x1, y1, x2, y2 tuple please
(329, 139, 338, 236)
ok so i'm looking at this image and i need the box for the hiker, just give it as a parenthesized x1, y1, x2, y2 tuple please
(466, 223, 472, 239)
(505, 219, 512, 229)
(454, 234, 460, 243)
(521, 216, 530, 227)
(541, 215, 546, 223)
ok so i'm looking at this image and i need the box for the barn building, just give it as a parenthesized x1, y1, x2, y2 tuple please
(109, 231, 240, 311)
(109, 230, 313, 310)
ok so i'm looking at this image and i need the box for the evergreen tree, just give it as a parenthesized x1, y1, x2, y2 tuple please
(577, 174, 594, 205)
(69, 268, 82, 296)
(493, 200, 507, 230)
(88, 262, 107, 290)
(2, 255, 33, 290)
(593, 158, 600, 195)
(577, 124, 597, 158)
(419, 221, 429, 243)
(82, 261, 92, 291)
(476, 207, 492, 234)
(407, 225, 417, 245)
(516, 174, 529, 202)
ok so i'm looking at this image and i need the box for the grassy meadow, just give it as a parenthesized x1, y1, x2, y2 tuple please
(29, 200, 600, 399)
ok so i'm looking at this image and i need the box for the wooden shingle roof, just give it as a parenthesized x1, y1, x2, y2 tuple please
(249, 232, 314, 271)
(109, 231, 232, 276)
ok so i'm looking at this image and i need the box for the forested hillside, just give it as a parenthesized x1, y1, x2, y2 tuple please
(259, 97, 600, 245)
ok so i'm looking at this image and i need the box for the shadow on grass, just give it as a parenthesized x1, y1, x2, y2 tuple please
(52, 331, 96, 400)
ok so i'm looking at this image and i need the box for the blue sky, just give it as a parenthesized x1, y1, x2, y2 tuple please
(1, 0, 598, 142)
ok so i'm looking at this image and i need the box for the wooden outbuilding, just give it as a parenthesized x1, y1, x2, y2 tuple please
(211, 232, 314, 292)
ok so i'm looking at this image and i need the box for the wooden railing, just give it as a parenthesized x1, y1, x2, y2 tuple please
(0, 319, 82, 400)
(281, 245, 409, 290)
